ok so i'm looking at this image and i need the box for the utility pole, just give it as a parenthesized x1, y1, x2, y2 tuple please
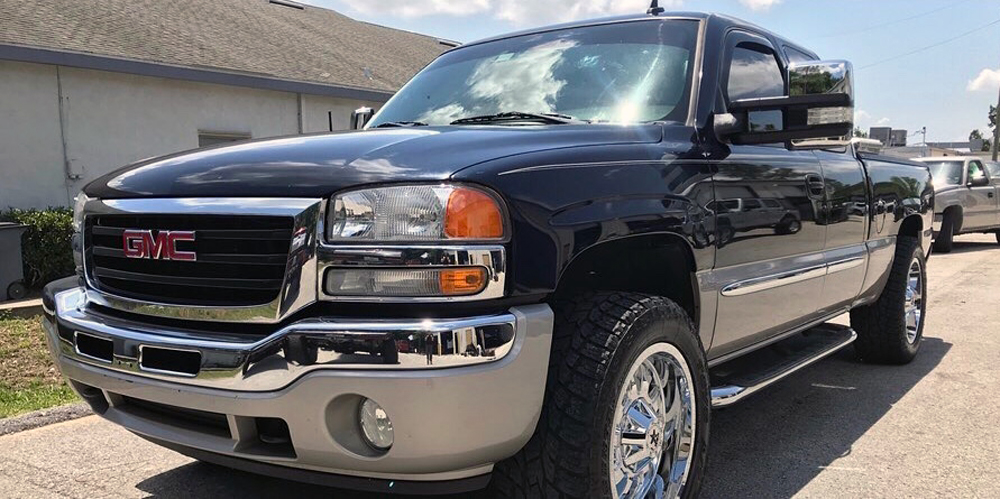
(993, 84, 999, 161)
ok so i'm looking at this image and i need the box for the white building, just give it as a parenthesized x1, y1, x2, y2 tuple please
(0, 0, 449, 209)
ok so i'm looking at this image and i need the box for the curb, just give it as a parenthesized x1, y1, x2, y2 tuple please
(0, 298, 43, 319)
(0, 403, 92, 437)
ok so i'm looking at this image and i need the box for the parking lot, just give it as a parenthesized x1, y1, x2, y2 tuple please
(2, 235, 999, 499)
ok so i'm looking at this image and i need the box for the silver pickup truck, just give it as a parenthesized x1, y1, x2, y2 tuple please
(914, 157, 1000, 252)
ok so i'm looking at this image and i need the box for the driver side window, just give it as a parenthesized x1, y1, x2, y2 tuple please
(969, 161, 987, 184)
(726, 43, 785, 102)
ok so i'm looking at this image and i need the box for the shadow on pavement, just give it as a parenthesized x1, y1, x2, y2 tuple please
(136, 460, 473, 499)
(939, 240, 999, 255)
(701, 336, 951, 499)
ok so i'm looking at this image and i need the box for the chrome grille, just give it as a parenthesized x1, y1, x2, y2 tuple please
(86, 214, 294, 307)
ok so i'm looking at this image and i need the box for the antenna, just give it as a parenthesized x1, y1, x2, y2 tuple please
(647, 0, 665, 15)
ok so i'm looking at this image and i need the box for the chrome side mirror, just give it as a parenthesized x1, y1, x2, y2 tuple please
(789, 60, 853, 101)
(351, 107, 376, 130)
(720, 60, 854, 147)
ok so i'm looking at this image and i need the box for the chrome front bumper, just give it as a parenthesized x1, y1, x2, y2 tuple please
(43, 284, 554, 486)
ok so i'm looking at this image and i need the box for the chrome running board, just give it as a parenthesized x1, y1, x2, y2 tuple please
(710, 324, 857, 408)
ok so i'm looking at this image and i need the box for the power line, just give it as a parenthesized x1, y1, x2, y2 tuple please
(859, 17, 1000, 70)
(810, 0, 973, 40)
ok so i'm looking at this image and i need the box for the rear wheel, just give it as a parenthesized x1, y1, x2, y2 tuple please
(850, 236, 926, 364)
(933, 213, 955, 253)
(995, 232, 1000, 245)
(491, 292, 710, 498)
(776, 217, 802, 235)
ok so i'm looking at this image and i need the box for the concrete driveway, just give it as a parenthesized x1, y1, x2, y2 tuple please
(3, 235, 999, 498)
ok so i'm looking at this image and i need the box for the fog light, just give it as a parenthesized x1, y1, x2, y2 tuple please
(359, 398, 394, 450)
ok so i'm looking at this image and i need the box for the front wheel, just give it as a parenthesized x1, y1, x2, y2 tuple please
(850, 236, 927, 364)
(491, 293, 710, 498)
(933, 213, 955, 253)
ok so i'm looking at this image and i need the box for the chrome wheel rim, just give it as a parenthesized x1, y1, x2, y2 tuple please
(905, 257, 924, 344)
(610, 343, 696, 499)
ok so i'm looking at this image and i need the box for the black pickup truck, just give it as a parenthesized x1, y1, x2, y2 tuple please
(43, 9, 933, 499)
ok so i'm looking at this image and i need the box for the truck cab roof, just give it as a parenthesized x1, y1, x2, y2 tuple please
(458, 11, 817, 60)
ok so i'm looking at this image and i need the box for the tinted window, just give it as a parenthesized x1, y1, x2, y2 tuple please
(763, 199, 782, 208)
(743, 199, 763, 211)
(784, 46, 814, 64)
(925, 161, 964, 186)
(716, 200, 741, 212)
(370, 20, 699, 126)
(727, 44, 785, 101)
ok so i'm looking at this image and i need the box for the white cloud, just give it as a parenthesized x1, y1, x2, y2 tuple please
(854, 110, 890, 129)
(739, 0, 781, 12)
(335, 0, 682, 26)
(967, 67, 1000, 92)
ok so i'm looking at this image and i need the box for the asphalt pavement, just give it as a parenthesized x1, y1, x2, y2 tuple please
(3, 235, 1000, 498)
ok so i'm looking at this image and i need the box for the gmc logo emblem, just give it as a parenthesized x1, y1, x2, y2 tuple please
(122, 230, 197, 261)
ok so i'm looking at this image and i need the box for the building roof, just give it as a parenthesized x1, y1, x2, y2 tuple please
(0, 0, 449, 99)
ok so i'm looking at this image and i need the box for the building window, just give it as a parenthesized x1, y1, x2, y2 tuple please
(198, 131, 250, 148)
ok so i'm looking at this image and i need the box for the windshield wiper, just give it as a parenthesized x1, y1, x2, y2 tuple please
(373, 121, 429, 128)
(451, 111, 584, 126)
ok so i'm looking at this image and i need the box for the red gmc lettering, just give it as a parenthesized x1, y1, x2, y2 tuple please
(121, 230, 197, 261)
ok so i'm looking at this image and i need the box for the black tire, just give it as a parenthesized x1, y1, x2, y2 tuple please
(285, 336, 318, 365)
(717, 225, 735, 246)
(995, 232, 1000, 245)
(776, 216, 802, 235)
(491, 292, 710, 498)
(380, 339, 399, 365)
(933, 213, 955, 253)
(6, 281, 27, 301)
(850, 236, 927, 365)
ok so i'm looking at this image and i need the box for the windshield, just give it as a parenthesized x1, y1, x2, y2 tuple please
(925, 161, 964, 186)
(368, 20, 699, 127)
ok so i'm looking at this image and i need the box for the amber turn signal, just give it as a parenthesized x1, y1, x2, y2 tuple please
(439, 268, 488, 296)
(445, 188, 504, 240)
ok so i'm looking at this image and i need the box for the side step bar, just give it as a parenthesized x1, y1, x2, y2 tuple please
(710, 324, 857, 408)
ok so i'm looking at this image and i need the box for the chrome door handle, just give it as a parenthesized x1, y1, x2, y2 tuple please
(805, 174, 825, 199)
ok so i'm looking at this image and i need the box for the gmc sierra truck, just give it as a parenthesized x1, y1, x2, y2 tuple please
(42, 10, 933, 499)
(913, 156, 1000, 253)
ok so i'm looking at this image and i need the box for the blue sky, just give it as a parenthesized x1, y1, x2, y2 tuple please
(303, 0, 1000, 142)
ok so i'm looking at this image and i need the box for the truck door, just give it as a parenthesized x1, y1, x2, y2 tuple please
(710, 31, 828, 357)
(988, 161, 1000, 228)
(815, 149, 868, 313)
(965, 160, 996, 229)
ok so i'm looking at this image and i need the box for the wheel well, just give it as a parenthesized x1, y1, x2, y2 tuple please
(898, 214, 923, 239)
(554, 235, 699, 325)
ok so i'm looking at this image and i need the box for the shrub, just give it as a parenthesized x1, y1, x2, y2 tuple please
(1, 208, 75, 288)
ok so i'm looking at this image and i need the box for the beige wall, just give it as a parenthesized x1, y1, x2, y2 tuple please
(0, 61, 70, 209)
(0, 60, 387, 209)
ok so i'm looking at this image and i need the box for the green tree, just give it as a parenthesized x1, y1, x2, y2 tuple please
(853, 127, 868, 138)
(970, 129, 992, 152)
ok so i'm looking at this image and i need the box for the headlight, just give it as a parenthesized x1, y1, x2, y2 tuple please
(327, 184, 505, 242)
(72, 193, 89, 232)
(71, 193, 90, 275)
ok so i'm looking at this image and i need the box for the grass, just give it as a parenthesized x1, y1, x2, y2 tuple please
(0, 313, 78, 418)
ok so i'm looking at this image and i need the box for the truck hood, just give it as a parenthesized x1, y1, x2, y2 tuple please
(84, 125, 663, 199)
